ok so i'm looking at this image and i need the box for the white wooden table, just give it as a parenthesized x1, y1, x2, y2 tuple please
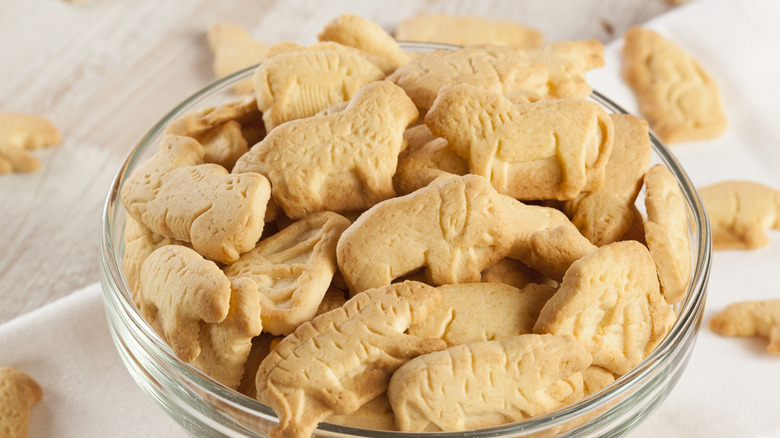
(0, 0, 677, 324)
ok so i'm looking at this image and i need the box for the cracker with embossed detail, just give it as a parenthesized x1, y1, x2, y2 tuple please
(644, 164, 691, 305)
(0, 367, 42, 438)
(698, 181, 780, 250)
(337, 175, 595, 294)
(234, 81, 418, 219)
(224, 211, 350, 335)
(122, 135, 271, 264)
(622, 27, 726, 144)
(408, 282, 555, 346)
(318, 13, 410, 70)
(426, 84, 614, 201)
(123, 215, 188, 300)
(255, 281, 446, 438)
(254, 42, 391, 132)
(710, 299, 780, 354)
(394, 14, 543, 50)
(564, 114, 652, 246)
(207, 23, 267, 95)
(387, 45, 548, 110)
(534, 241, 675, 375)
(387, 334, 591, 432)
(0, 112, 61, 173)
(393, 137, 467, 195)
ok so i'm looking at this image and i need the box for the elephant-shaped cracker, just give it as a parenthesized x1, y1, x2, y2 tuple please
(337, 175, 596, 294)
(387, 334, 591, 432)
(426, 84, 614, 201)
(254, 281, 446, 438)
(122, 135, 271, 264)
(534, 241, 675, 375)
(224, 211, 351, 335)
(233, 81, 418, 219)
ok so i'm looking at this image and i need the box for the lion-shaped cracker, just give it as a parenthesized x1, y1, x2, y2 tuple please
(122, 215, 187, 299)
(122, 135, 271, 264)
(564, 114, 652, 246)
(207, 23, 268, 95)
(387, 44, 548, 111)
(233, 81, 418, 219)
(534, 241, 676, 375)
(0, 112, 61, 173)
(0, 367, 42, 438)
(337, 175, 596, 294)
(394, 14, 544, 50)
(698, 181, 780, 250)
(138, 246, 262, 388)
(253, 42, 389, 132)
(622, 27, 726, 144)
(644, 164, 691, 305)
(527, 39, 605, 99)
(223, 211, 351, 335)
(255, 281, 446, 438)
(387, 334, 592, 432)
(408, 282, 556, 346)
(426, 84, 614, 201)
(710, 300, 780, 355)
(318, 13, 410, 70)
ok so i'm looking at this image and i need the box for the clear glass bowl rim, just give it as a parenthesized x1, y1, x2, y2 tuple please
(99, 41, 712, 437)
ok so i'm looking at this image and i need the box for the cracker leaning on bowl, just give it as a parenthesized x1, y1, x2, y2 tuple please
(117, 14, 699, 437)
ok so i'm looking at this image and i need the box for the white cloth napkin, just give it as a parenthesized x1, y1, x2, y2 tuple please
(1, 0, 779, 436)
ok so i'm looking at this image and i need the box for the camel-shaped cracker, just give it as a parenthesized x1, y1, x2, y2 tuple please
(122, 135, 271, 264)
(337, 175, 596, 294)
(138, 245, 262, 388)
(255, 281, 446, 438)
(387, 334, 592, 432)
(710, 299, 780, 354)
(0, 112, 61, 173)
(233, 81, 418, 219)
(699, 180, 780, 250)
(534, 241, 676, 375)
(224, 211, 351, 335)
(0, 367, 42, 438)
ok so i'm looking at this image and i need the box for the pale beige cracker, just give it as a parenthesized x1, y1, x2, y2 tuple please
(255, 281, 446, 438)
(122, 215, 186, 300)
(337, 175, 595, 294)
(318, 13, 410, 69)
(394, 14, 543, 50)
(644, 164, 692, 305)
(207, 23, 267, 94)
(480, 258, 554, 289)
(192, 120, 249, 171)
(698, 181, 780, 250)
(0, 112, 61, 173)
(164, 94, 261, 138)
(328, 393, 396, 431)
(581, 365, 615, 396)
(408, 282, 556, 346)
(234, 81, 418, 219)
(426, 84, 614, 201)
(534, 241, 675, 375)
(0, 367, 42, 438)
(392, 137, 467, 195)
(622, 27, 726, 144)
(710, 299, 780, 354)
(527, 39, 605, 99)
(564, 114, 652, 246)
(223, 212, 351, 335)
(387, 334, 591, 432)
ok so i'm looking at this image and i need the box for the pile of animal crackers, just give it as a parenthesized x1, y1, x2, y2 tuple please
(3, 11, 780, 438)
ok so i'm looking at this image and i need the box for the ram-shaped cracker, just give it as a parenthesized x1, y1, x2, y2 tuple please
(318, 13, 410, 70)
(138, 245, 262, 388)
(224, 211, 351, 335)
(387, 334, 592, 432)
(337, 175, 596, 294)
(710, 299, 780, 354)
(387, 44, 548, 110)
(122, 135, 271, 264)
(0, 367, 42, 438)
(253, 42, 389, 131)
(698, 180, 780, 250)
(255, 281, 446, 438)
(564, 114, 652, 246)
(534, 241, 675, 375)
(426, 84, 613, 201)
(234, 81, 418, 219)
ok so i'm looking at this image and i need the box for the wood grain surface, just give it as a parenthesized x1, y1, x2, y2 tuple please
(0, 0, 677, 323)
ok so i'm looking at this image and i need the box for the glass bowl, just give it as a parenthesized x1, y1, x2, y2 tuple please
(99, 42, 712, 437)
